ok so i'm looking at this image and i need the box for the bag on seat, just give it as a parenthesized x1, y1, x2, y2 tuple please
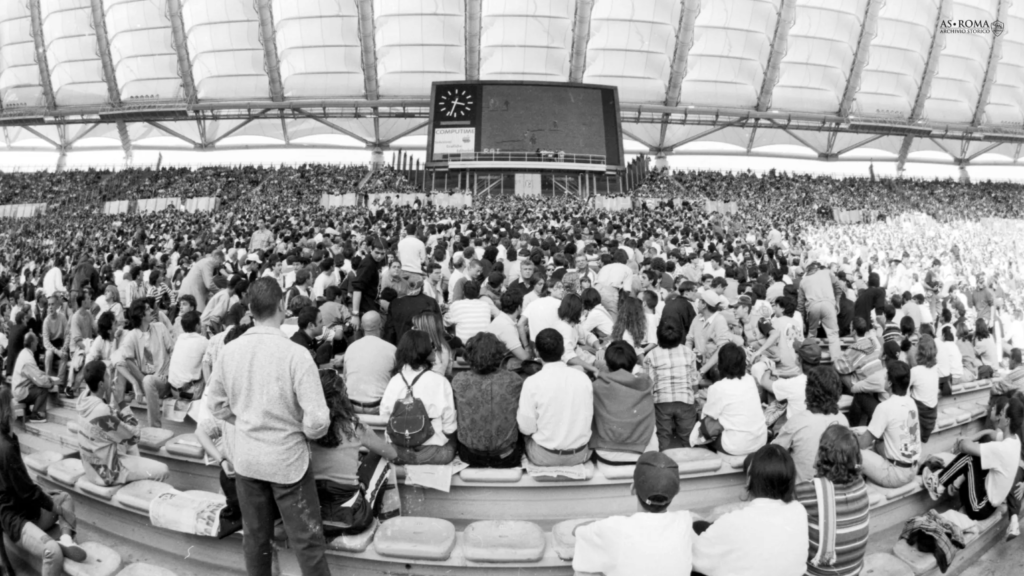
(386, 371, 433, 448)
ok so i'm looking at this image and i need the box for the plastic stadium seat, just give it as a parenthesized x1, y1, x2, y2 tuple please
(24, 450, 64, 474)
(373, 517, 457, 561)
(164, 434, 204, 459)
(328, 520, 378, 553)
(871, 478, 921, 501)
(76, 477, 122, 500)
(595, 460, 635, 480)
(357, 413, 389, 428)
(552, 518, 595, 561)
(116, 563, 179, 576)
(862, 553, 913, 576)
(182, 490, 226, 504)
(48, 459, 85, 488)
(720, 454, 746, 470)
(463, 520, 546, 563)
(113, 480, 177, 513)
(139, 427, 175, 451)
(63, 542, 122, 576)
(67, 420, 81, 435)
(864, 485, 885, 508)
(459, 467, 524, 483)
(531, 461, 596, 482)
(893, 539, 938, 574)
(662, 448, 724, 475)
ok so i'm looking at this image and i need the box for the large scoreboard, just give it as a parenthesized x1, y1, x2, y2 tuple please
(426, 81, 624, 171)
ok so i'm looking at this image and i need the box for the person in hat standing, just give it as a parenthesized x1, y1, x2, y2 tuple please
(572, 451, 695, 576)
(685, 291, 731, 381)
(797, 261, 845, 363)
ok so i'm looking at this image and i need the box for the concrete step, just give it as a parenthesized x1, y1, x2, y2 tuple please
(24, 420, 79, 450)
(16, 427, 78, 458)
(46, 406, 79, 427)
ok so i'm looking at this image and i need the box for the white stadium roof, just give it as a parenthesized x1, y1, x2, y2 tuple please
(0, 0, 1022, 169)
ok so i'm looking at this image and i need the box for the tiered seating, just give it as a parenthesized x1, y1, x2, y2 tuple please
(11, 374, 1006, 575)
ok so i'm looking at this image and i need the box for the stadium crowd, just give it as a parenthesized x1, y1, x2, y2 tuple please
(0, 163, 1023, 576)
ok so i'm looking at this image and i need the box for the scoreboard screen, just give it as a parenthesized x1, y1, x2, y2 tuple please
(427, 81, 624, 170)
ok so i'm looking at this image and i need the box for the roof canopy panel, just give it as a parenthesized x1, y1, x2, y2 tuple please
(0, 1, 45, 110)
(982, 1, 1024, 128)
(678, 0, 779, 109)
(852, 0, 938, 120)
(272, 0, 365, 99)
(181, 0, 269, 101)
(104, 0, 182, 103)
(920, 0, 997, 124)
(583, 0, 681, 103)
(478, 0, 573, 82)
(374, 0, 465, 98)
(42, 0, 108, 107)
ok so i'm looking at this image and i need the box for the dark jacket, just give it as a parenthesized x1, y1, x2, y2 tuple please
(5, 324, 29, 377)
(70, 261, 101, 295)
(853, 286, 887, 324)
(590, 369, 655, 454)
(662, 293, 697, 336)
(0, 432, 55, 541)
(383, 293, 440, 346)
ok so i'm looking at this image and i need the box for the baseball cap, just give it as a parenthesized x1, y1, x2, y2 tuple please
(295, 269, 311, 283)
(699, 291, 726, 309)
(796, 338, 822, 366)
(633, 452, 680, 507)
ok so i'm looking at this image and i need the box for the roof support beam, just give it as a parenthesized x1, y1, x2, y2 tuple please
(28, 0, 57, 111)
(658, 0, 701, 150)
(838, 0, 882, 118)
(208, 110, 269, 145)
(166, 0, 197, 104)
(964, 141, 1002, 163)
(355, 0, 379, 100)
(971, 0, 1008, 127)
(832, 134, 884, 157)
(296, 110, 372, 145)
(746, 121, 759, 153)
(116, 119, 132, 163)
(90, 0, 121, 107)
(66, 123, 100, 146)
(23, 126, 60, 149)
(380, 120, 429, 147)
(663, 119, 746, 151)
(569, 0, 595, 83)
(756, 0, 796, 111)
(280, 112, 290, 145)
(897, 0, 950, 172)
(465, 0, 482, 81)
(147, 121, 199, 147)
(621, 128, 657, 150)
(255, 0, 285, 102)
(768, 119, 822, 154)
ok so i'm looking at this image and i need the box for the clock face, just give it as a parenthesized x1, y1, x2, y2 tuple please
(437, 88, 474, 119)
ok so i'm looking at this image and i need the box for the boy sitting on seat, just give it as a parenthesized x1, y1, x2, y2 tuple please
(76, 360, 170, 487)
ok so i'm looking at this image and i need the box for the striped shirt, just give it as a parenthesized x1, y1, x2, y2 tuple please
(644, 345, 699, 405)
(833, 336, 886, 394)
(443, 298, 492, 343)
(796, 477, 870, 576)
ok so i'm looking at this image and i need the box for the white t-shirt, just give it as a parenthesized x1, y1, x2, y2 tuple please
(573, 511, 695, 576)
(692, 498, 808, 576)
(168, 332, 210, 388)
(773, 374, 807, 421)
(909, 365, 939, 409)
(522, 296, 562, 342)
(581, 305, 614, 338)
(981, 435, 1022, 506)
(486, 313, 523, 353)
(868, 394, 922, 464)
(397, 235, 427, 274)
(936, 340, 963, 379)
(702, 375, 768, 456)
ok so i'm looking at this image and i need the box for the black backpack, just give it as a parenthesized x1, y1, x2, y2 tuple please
(386, 371, 434, 448)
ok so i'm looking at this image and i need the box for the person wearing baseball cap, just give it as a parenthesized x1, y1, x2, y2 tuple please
(691, 290, 731, 381)
(759, 337, 823, 435)
(572, 451, 695, 576)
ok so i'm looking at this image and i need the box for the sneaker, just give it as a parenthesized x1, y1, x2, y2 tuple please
(28, 414, 47, 424)
(922, 468, 944, 501)
(1008, 515, 1020, 542)
(58, 535, 87, 562)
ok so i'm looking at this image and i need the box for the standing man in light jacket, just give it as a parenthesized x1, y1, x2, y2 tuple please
(207, 278, 331, 576)
(178, 249, 225, 313)
(797, 261, 845, 362)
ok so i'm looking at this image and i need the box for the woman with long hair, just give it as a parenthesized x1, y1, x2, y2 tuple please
(974, 318, 999, 370)
(379, 330, 457, 465)
(611, 296, 650, 349)
(899, 316, 918, 368)
(311, 369, 397, 537)
(795, 424, 870, 576)
(412, 311, 453, 379)
(0, 387, 88, 574)
(450, 332, 524, 468)
(580, 287, 613, 341)
(910, 334, 940, 442)
(956, 321, 980, 381)
(692, 444, 809, 576)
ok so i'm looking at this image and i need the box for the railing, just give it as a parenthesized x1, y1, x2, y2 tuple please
(447, 151, 607, 165)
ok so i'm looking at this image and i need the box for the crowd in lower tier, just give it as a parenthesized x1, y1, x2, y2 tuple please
(1, 165, 1023, 576)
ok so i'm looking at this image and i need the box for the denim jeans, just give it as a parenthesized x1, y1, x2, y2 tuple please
(235, 466, 330, 576)
(654, 401, 698, 450)
(807, 301, 843, 362)
(142, 373, 171, 428)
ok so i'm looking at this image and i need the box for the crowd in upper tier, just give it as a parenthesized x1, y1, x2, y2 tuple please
(0, 163, 1023, 576)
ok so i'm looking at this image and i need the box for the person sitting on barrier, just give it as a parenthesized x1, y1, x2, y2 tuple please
(413, 312, 454, 380)
(444, 280, 494, 345)
(690, 343, 768, 456)
(572, 451, 695, 576)
(380, 329, 457, 465)
(115, 298, 174, 428)
(796, 424, 870, 576)
(691, 444, 809, 576)
(644, 318, 700, 450)
(343, 311, 396, 415)
(311, 368, 397, 538)
(451, 332, 524, 468)
(76, 360, 170, 486)
(167, 310, 208, 399)
(774, 366, 849, 483)
(0, 386, 88, 573)
(898, 316, 919, 368)
(857, 361, 921, 489)
(994, 348, 1024, 397)
(591, 340, 657, 463)
(923, 395, 1023, 530)
(974, 318, 1000, 374)
(517, 328, 593, 467)
(41, 295, 67, 379)
(909, 334, 940, 443)
(936, 325, 964, 396)
(758, 338, 823, 435)
(11, 332, 58, 423)
(834, 316, 886, 427)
